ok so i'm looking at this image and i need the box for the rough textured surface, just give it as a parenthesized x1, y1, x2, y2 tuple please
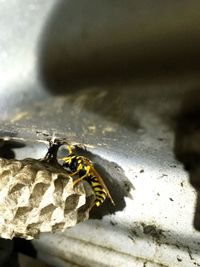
(0, 157, 95, 240)
(1, 1, 200, 266)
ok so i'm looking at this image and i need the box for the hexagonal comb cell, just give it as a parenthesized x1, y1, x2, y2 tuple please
(0, 157, 95, 240)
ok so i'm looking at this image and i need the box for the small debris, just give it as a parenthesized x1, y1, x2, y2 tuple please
(158, 174, 168, 179)
(124, 182, 131, 193)
(110, 220, 117, 226)
(140, 169, 144, 173)
(128, 235, 135, 243)
(188, 247, 194, 260)
(142, 224, 165, 239)
(129, 229, 139, 238)
(169, 198, 174, 201)
(177, 255, 182, 262)
(170, 165, 177, 168)
(114, 165, 121, 171)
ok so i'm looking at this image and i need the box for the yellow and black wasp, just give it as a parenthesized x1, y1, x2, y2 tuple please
(61, 145, 115, 207)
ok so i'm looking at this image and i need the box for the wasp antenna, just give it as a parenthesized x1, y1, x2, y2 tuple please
(80, 144, 87, 150)
(60, 157, 70, 161)
(74, 143, 86, 150)
(67, 145, 73, 155)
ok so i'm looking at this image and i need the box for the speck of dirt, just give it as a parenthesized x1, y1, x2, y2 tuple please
(181, 182, 184, 187)
(194, 262, 200, 266)
(188, 248, 194, 260)
(157, 193, 160, 196)
(142, 224, 165, 240)
(36, 130, 49, 137)
(124, 182, 131, 193)
(140, 169, 144, 173)
(170, 165, 177, 168)
(114, 165, 121, 171)
(169, 198, 174, 201)
(128, 235, 135, 243)
(110, 220, 117, 226)
(130, 229, 139, 238)
(177, 256, 182, 262)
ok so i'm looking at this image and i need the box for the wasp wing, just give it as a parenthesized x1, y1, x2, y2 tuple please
(83, 158, 115, 206)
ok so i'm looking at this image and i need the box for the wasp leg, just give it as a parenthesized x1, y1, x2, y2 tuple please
(61, 157, 71, 162)
(69, 169, 81, 176)
(62, 162, 82, 177)
(60, 155, 74, 167)
(73, 165, 91, 185)
(67, 145, 73, 155)
(59, 145, 73, 161)
(91, 200, 99, 209)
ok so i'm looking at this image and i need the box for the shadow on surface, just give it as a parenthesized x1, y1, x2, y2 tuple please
(174, 88, 200, 231)
(0, 239, 19, 267)
(89, 160, 132, 219)
(0, 140, 25, 160)
(62, 146, 134, 219)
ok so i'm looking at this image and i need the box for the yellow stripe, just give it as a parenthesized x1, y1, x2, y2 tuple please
(91, 182, 100, 187)
(92, 187, 103, 192)
(96, 201, 101, 207)
(90, 177, 98, 181)
(95, 192, 105, 196)
(96, 196, 104, 202)
(62, 155, 76, 164)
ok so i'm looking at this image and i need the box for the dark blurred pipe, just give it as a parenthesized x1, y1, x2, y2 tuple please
(39, 0, 200, 92)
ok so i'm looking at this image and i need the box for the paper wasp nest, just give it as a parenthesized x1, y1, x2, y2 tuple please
(0, 157, 95, 240)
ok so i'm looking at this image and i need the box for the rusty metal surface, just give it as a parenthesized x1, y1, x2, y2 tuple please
(0, 1, 200, 266)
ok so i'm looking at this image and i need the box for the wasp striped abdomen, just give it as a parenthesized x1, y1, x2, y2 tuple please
(85, 174, 107, 206)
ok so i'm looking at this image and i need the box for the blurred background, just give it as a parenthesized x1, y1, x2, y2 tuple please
(0, 1, 200, 266)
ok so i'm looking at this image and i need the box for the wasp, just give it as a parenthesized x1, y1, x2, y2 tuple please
(61, 145, 115, 207)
